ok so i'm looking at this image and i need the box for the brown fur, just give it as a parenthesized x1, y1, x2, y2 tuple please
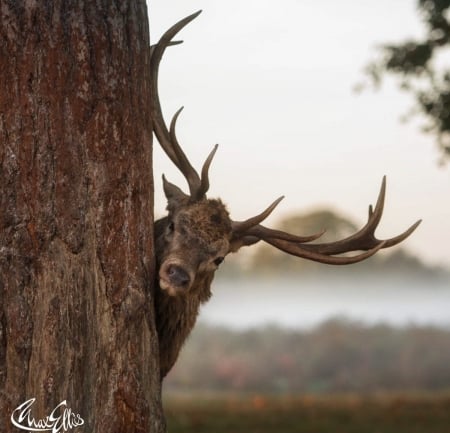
(154, 199, 232, 378)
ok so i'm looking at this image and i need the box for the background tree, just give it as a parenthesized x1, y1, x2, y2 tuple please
(0, 2, 164, 432)
(364, 0, 450, 161)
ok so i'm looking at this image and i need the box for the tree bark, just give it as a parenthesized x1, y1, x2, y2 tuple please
(0, 1, 164, 432)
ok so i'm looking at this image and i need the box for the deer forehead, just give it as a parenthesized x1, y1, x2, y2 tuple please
(174, 200, 232, 246)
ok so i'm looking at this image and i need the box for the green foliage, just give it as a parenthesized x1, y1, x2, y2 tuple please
(365, 0, 450, 160)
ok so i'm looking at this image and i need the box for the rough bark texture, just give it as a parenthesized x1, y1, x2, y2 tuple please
(0, 1, 164, 432)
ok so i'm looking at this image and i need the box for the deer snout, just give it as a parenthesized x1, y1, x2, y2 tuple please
(159, 260, 193, 296)
(167, 264, 190, 286)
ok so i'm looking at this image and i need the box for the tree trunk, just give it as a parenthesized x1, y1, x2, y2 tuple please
(0, 1, 164, 432)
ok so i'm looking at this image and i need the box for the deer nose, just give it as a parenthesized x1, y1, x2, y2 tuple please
(167, 264, 190, 287)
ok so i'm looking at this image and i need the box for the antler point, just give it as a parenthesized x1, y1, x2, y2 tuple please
(412, 219, 423, 229)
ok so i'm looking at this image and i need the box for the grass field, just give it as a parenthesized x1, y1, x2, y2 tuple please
(164, 393, 450, 433)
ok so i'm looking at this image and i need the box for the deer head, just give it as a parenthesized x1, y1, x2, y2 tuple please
(155, 177, 231, 297)
(150, 11, 421, 378)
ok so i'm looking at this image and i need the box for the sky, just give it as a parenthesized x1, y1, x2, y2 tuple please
(148, 0, 450, 268)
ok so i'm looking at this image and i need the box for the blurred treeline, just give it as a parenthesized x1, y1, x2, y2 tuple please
(221, 209, 449, 280)
(165, 319, 450, 394)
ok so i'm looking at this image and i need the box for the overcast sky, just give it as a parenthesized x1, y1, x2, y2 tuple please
(148, 0, 450, 268)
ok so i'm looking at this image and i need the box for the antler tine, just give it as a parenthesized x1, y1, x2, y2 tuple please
(232, 196, 285, 234)
(307, 175, 386, 254)
(380, 219, 422, 248)
(364, 175, 386, 233)
(149, 40, 183, 59)
(292, 177, 420, 255)
(151, 11, 208, 198)
(169, 107, 201, 196)
(306, 176, 420, 255)
(359, 176, 421, 249)
(150, 11, 201, 164)
(150, 10, 202, 71)
(168, 106, 219, 200)
(196, 144, 219, 200)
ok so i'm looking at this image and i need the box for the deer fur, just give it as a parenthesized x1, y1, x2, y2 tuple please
(154, 195, 232, 378)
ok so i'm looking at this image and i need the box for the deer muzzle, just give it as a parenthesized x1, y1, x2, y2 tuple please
(159, 259, 194, 296)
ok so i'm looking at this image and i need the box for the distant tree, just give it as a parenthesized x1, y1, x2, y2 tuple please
(364, 0, 450, 161)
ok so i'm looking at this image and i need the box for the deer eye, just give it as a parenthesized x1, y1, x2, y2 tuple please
(213, 257, 224, 267)
(167, 221, 175, 233)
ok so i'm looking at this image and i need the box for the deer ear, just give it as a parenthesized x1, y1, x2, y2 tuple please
(162, 175, 189, 212)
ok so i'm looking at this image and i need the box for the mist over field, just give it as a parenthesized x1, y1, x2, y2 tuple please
(200, 274, 450, 330)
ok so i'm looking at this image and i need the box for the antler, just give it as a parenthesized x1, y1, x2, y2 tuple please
(231, 177, 421, 265)
(152, 12, 420, 264)
(150, 10, 216, 201)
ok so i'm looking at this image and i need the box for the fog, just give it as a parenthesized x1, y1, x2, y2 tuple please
(198, 276, 450, 330)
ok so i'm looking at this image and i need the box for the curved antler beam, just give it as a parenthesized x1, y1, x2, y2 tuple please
(231, 177, 421, 264)
(150, 10, 217, 201)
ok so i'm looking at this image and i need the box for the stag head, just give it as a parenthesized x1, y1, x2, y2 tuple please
(156, 178, 231, 296)
(151, 11, 421, 378)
